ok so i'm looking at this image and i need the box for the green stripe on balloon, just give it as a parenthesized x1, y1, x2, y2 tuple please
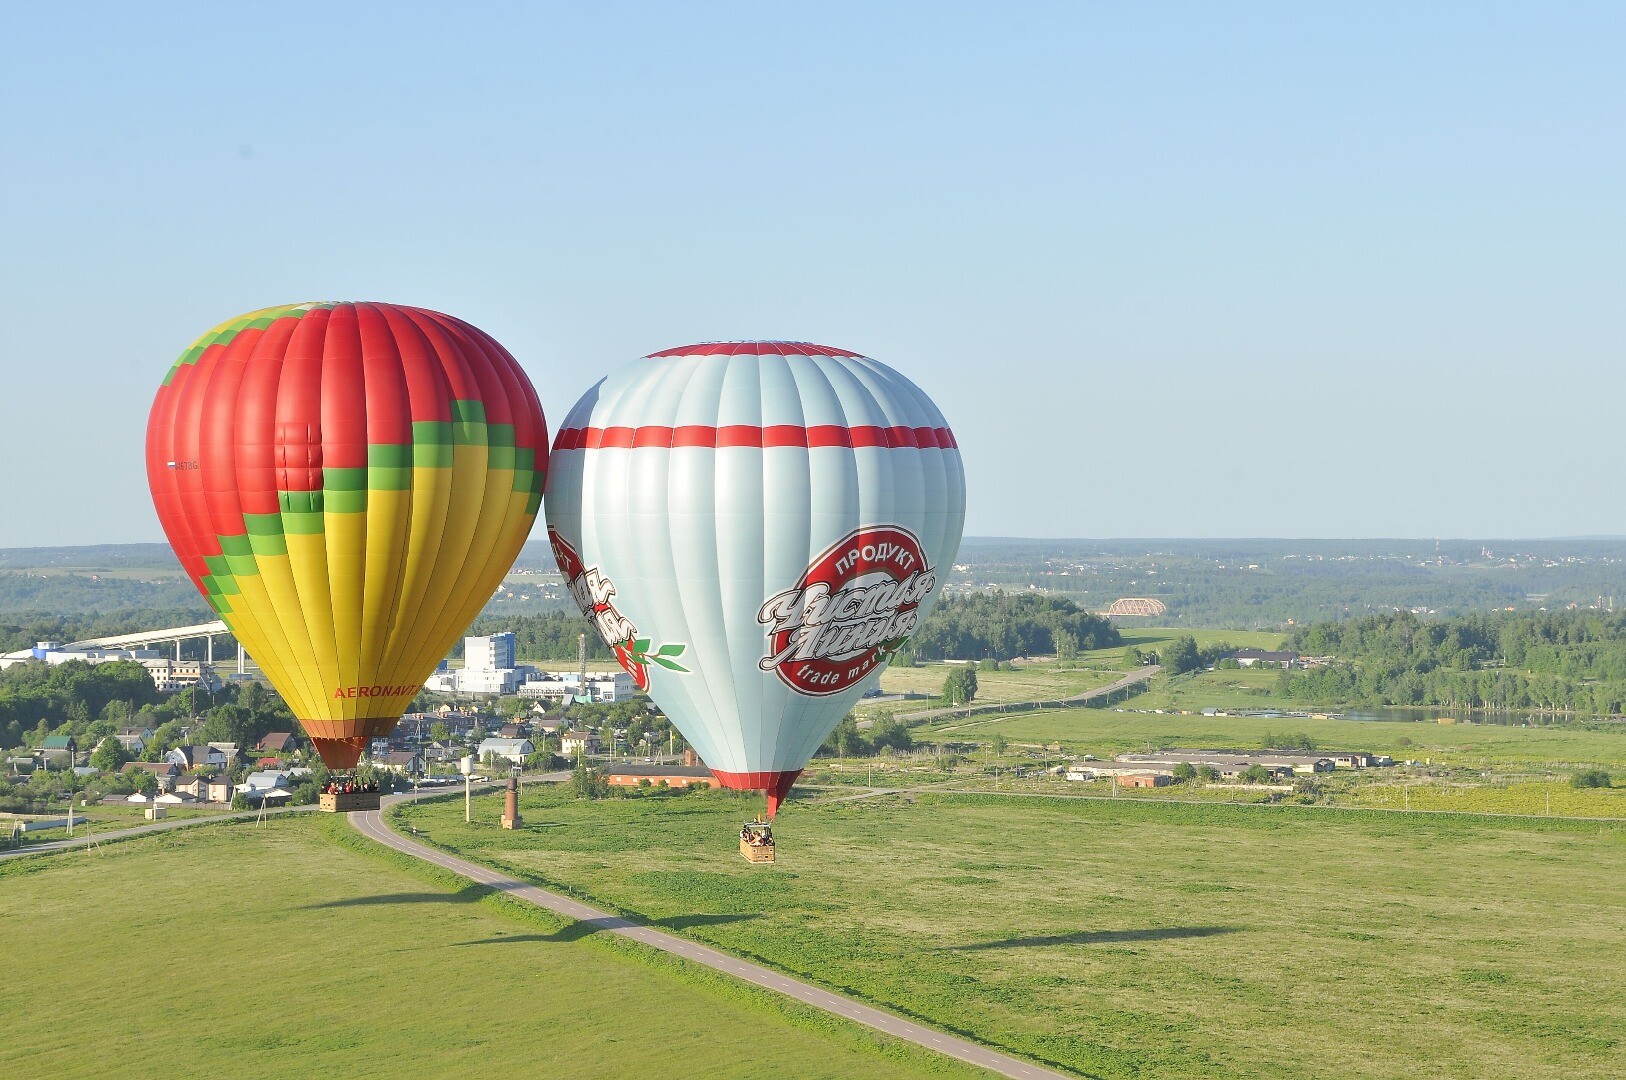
(324, 488, 367, 514)
(161, 303, 335, 385)
(281, 510, 325, 536)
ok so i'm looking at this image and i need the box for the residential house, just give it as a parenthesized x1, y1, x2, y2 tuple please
(476, 738, 534, 766)
(121, 761, 179, 792)
(172, 771, 213, 799)
(373, 751, 423, 776)
(34, 735, 77, 768)
(114, 730, 149, 756)
(166, 744, 228, 771)
(239, 770, 289, 795)
(255, 732, 295, 754)
(559, 731, 600, 758)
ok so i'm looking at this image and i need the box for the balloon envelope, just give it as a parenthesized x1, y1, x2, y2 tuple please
(146, 302, 547, 768)
(546, 341, 965, 815)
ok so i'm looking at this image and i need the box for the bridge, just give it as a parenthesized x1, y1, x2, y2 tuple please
(62, 620, 245, 672)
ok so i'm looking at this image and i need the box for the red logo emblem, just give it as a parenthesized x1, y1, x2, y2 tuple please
(758, 525, 937, 696)
(549, 527, 688, 692)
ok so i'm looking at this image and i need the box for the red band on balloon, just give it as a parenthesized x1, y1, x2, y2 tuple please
(554, 424, 957, 452)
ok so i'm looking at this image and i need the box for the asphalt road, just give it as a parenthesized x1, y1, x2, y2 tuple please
(353, 793, 1070, 1080)
(0, 804, 314, 862)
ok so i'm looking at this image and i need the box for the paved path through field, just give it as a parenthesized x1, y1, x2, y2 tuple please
(0, 804, 314, 862)
(352, 795, 1070, 1080)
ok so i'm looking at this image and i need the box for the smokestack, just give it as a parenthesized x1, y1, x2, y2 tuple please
(501, 770, 522, 830)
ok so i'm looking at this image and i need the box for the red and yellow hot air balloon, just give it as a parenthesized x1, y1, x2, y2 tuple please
(146, 302, 547, 769)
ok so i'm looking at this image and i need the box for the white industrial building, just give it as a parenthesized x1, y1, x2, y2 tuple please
(518, 670, 635, 703)
(466, 632, 516, 672)
(423, 632, 528, 695)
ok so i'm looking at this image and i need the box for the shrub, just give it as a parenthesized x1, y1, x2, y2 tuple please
(1571, 769, 1612, 789)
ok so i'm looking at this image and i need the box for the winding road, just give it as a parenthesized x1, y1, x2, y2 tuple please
(352, 794, 1070, 1080)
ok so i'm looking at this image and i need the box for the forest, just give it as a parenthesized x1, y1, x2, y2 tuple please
(900, 592, 1120, 661)
(1280, 609, 1626, 715)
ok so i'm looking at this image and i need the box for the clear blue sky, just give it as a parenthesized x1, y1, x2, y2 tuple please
(2, 2, 1622, 546)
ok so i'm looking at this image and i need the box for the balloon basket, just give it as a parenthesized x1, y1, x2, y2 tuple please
(319, 791, 381, 814)
(739, 820, 776, 863)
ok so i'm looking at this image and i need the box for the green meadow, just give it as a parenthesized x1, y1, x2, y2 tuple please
(399, 784, 1626, 1079)
(918, 700, 1626, 771)
(872, 627, 1290, 708)
(0, 817, 981, 1080)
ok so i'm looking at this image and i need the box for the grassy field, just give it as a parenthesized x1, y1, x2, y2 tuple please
(1099, 626, 1289, 657)
(1, 816, 982, 1080)
(398, 784, 1626, 1079)
(873, 628, 1290, 708)
(3, 804, 232, 849)
(1122, 666, 1291, 710)
(877, 662, 1123, 704)
(917, 703, 1626, 769)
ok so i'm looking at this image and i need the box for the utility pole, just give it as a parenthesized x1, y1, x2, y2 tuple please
(460, 755, 473, 823)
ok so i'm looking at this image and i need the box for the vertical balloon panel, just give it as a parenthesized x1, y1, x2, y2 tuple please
(546, 342, 965, 816)
(147, 303, 547, 769)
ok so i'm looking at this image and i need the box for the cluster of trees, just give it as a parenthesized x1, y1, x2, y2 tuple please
(902, 592, 1119, 662)
(0, 659, 163, 751)
(1280, 609, 1626, 715)
(942, 665, 978, 706)
(0, 659, 301, 813)
(1134, 635, 1246, 676)
(820, 714, 915, 758)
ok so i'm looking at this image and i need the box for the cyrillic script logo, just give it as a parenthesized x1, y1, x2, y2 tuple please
(759, 525, 935, 696)
(549, 527, 688, 692)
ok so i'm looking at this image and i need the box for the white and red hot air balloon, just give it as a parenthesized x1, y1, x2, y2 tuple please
(546, 342, 966, 819)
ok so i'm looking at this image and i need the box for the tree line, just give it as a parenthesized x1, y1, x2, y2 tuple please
(900, 592, 1120, 662)
(1280, 609, 1626, 715)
